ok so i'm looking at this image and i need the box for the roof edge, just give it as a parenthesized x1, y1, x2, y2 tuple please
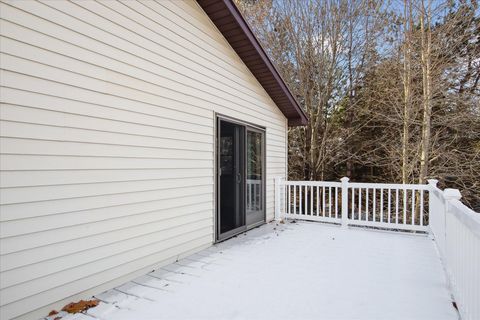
(196, 0, 308, 127)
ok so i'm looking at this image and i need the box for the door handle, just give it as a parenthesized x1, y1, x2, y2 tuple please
(236, 173, 242, 184)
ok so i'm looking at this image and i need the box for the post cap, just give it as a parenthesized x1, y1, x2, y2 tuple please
(443, 188, 462, 200)
(427, 179, 439, 186)
(340, 177, 350, 182)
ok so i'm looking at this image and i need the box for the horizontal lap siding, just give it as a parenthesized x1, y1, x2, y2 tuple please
(0, 0, 287, 319)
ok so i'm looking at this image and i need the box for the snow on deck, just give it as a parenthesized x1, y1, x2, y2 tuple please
(60, 222, 458, 320)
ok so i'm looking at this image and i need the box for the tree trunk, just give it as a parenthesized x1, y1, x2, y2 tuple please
(401, 0, 413, 184)
(419, 0, 432, 185)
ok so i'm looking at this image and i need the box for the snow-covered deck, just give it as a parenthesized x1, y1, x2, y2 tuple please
(58, 221, 457, 320)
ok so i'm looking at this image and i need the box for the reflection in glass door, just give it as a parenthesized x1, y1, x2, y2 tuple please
(246, 129, 264, 227)
(218, 120, 245, 239)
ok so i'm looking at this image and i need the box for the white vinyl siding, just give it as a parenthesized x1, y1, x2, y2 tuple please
(0, 0, 288, 319)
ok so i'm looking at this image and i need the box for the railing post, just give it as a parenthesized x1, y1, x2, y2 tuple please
(443, 188, 462, 274)
(427, 179, 438, 238)
(340, 177, 349, 228)
(274, 177, 284, 221)
(443, 189, 462, 234)
(427, 179, 438, 186)
(443, 188, 462, 202)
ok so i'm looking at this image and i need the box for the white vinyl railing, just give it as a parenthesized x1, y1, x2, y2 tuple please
(275, 177, 429, 232)
(427, 180, 480, 320)
(274, 177, 480, 320)
(281, 180, 342, 224)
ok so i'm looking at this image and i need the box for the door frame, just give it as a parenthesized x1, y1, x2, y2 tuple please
(215, 114, 266, 242)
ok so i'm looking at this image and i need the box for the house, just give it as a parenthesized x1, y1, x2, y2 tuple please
(0, 0, 307, 319)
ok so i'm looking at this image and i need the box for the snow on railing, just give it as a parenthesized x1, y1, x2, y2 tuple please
(274, 177, 480, 320)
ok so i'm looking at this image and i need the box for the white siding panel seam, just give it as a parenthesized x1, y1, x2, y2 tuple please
(0, 59, 286, 134)
(0, 136, 213, 155)
(0, 152, 213, 162)
(0, 173, 213, 190)
(0, 10, 287, 127)
(74, 0, 270, 99)
(0, 117, 213, 147)
(0, 77, 214, 129)
(0, 183, 213, 211)
(1, 218, 213, 291)
(1, 201, 213, 240)
(1, 198, 213, 233)
(1, 207, 214, 271)
(1, 211, 214, 265)
(1, 237, 213, 320)
(0, 186, 214, 221)
(1, 230, 213, 310)
(93, 0, 273, 106)
(0, 95, 213, 138)
(1, 210, 214, 271)
(0, 21, 267, 123)
(1, 60, 286, 133)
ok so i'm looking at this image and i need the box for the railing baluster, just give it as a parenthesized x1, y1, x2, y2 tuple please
(329, 187, 332, 218)
(380, 188, 384, 223)
(300, 185, 303, 215)
(310, 186, 313, 216)
(316, 186, 319, 216)
(395, 189, 399, 224)
(388, 189, 391, 224)
(372, 188, 376, 222)
(288, 185, 291, 214)
(359, 188, 362, 220)
(412, 189, 416, 225)
(403, 188, 407, 224)
(294, 185, 297, 215)
(365, 188, 370, 221)
(420, 190, 424, 226)
(322, 186, 326, 217)
(335, 187, 338, 218)
(304, 185, 307, 215)
(351, 187, 355, 219)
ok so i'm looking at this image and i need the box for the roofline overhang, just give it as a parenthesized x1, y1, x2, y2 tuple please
(196, 0, 308, 127)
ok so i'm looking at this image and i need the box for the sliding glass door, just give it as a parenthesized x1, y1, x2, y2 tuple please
(217, 117, 265, 241)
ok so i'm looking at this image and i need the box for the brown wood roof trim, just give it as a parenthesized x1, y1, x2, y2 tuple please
(196, 0, 308, 126)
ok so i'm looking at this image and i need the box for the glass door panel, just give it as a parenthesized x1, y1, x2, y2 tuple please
(246, 129, 264, 226)
(218, 120, 245, 239)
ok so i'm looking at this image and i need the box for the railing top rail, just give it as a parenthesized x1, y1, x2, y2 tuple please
(347, 182, 429, 190)
(283, 180, 429, 190)
(449, 199, 480, 238)
(283, 180, 341, 187)
(427, 183, 480, 237)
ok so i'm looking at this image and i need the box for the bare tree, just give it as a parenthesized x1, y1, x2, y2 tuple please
(236, 0, 480, 209)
